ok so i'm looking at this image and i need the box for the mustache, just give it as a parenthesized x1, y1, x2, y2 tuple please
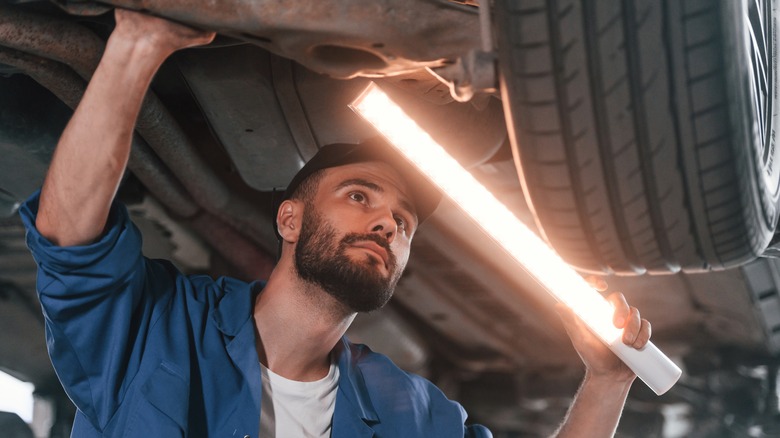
(342, 233, 393, 257)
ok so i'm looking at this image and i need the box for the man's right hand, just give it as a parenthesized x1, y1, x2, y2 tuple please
(113, 9, 215, 58)
(36, 9, 213, 246)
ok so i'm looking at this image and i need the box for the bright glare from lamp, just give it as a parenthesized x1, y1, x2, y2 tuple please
(351, 83, 621, 345)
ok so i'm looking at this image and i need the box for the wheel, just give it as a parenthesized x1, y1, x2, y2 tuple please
(494, 0, 780, 275)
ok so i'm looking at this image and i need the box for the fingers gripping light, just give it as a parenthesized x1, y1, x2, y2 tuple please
(351, 83, 681, 395)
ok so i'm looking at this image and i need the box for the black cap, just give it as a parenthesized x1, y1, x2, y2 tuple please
(281, 137, 442, 225)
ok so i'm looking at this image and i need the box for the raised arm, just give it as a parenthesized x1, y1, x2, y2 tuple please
(35, 9, 214, 246)
(552, 292, 652, 438)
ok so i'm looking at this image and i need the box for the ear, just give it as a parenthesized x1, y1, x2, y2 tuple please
(276, 199, 302, 243)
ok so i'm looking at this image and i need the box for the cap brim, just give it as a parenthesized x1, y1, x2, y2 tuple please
(281, 137, 441, 225)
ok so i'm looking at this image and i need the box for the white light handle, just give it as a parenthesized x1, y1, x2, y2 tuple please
(607, 338, 681, 395)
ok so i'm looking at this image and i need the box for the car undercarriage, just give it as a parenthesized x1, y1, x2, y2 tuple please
(3, 0, 780, 436)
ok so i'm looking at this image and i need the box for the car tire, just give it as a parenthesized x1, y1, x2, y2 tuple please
(495, 0, 780, 274)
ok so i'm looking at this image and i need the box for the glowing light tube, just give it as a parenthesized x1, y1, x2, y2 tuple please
(351, 83, 682, 396)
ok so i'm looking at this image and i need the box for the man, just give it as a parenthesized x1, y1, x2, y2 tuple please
(20, 9, 652, 438)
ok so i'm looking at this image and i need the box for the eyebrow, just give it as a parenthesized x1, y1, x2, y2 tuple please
(336, 178, 384, 193)
(336, 178, 418, 221)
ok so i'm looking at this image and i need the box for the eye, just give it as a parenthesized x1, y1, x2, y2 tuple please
(394, 215, 407, 231)
(348, 191, 367, 204)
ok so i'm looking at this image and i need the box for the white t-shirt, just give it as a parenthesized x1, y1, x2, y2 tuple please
(259, 360, 340, 438)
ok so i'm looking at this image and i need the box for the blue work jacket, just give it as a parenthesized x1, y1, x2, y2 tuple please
(21, 193, 491, 437)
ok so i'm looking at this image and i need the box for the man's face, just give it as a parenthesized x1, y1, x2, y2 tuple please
(292, 162, 417, 312)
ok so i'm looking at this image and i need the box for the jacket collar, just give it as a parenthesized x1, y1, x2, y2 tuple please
(332, 338, 379, 437)
(211, 279, 265, 432)
(210, 281, 379, 433)
(334, 338, 379, 422)
(211, 279, 264, 336)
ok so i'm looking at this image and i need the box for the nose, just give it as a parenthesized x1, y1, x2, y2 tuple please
(369, 208, 397, 243)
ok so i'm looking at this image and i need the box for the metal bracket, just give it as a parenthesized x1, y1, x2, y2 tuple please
(428, 0, 497, 103)
(428, 49, 496, 103)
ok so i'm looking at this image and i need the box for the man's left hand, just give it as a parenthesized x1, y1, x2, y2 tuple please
(556, 291, 652, 382)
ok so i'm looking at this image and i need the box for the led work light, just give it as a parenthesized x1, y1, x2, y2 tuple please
(351, 83, 682, 395)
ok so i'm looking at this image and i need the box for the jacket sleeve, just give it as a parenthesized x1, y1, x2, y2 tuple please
(19, 191, 178, 431)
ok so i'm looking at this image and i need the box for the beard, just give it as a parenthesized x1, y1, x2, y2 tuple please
(294, 206, 404, 313)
